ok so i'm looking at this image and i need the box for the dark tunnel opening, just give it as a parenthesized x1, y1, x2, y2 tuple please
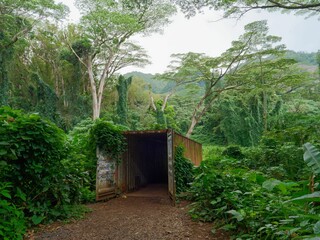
(125, 133, 168, 192)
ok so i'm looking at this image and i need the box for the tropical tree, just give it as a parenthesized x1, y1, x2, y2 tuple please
(165, 21, 307, 137)
(173, 0, 320, 18)
(151, 52, 204, 126)
(69, 0, 176, 119)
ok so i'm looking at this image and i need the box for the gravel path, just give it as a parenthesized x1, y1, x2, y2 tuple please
(32, 185, 229, 240)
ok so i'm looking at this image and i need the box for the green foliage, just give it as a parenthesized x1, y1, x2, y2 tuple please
(236, 131, 308, 180)
(174, 146, 194, 194)
(187, 153, 319, 239)
(74, 0, 176, 119)
(89, 120, 127, 162)
(286, 50, 319, 66)
(270, 112, 320, 145)
(218, 95, 264, 146)
(0, 0, 68, 109)
(149, 99, 180, 131)
(31, 73, 60, 124)
(303, 143, 320, 175)
(0, 107, 89, 239)
(0, 106, 66, 189)
(0, 182, 26, 240)
(67, 118, 96, 201)
(125, 71, 171, 94)
(222, 145, 244, 159)
(72, 38, 92, 57)
(0, 49, 10, 106)
(174, 0, 320, 18)
(116, 75, 132, 126)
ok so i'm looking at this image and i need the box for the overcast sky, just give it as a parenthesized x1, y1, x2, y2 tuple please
(59, 0, 320, 74)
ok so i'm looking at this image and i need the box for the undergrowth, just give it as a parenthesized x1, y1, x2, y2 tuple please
(189, 144, 320, 239)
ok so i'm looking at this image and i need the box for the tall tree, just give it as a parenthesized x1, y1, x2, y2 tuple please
(165, 21, 305, 137)
(70, 0, 176, 119)
(29, 23, 91, 127)
(151, 52, 206, 128)
(173, 0, 320, 18)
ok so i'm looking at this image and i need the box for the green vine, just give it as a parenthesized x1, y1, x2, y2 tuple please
(31, 73, 59, 123)
(116, 75, 132, 126)
(174, 145, 194, 194)
(89, 120, 127, 162)
(0, 41, 13, 106)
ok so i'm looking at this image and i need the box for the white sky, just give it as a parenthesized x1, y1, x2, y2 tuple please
(59, 0, 320, 74)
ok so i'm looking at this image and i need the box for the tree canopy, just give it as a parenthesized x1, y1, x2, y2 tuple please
(71, 0, 176, 119)
(173, 0, 320, 18)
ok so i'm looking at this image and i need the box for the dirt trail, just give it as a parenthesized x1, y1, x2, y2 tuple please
(33, 185, 229, 240)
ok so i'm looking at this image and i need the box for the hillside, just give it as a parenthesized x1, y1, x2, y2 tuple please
(125, 50, 318, 96)
(125, 71, 175, 94)
(286, 50, 319, 66)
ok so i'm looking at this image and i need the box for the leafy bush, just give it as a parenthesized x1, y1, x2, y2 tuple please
(0, 107, 89, 238)
(222, 145, 244, 159)
(242, 136, 306, 180)
(65, 118, 127, 203)
(188, 148, 320, 239)
(203, 140, 307, 181)
(67, 118, 96, 202)
(0, 182, 26, 240)
(174, 146, 194, 194)
(89, 120, 127, 162)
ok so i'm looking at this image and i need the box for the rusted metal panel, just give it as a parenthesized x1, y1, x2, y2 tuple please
(173, 132, 202, 166)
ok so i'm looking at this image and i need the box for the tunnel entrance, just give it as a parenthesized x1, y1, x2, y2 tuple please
(96, 129, 202, 202)
(124, 132, 168, 192)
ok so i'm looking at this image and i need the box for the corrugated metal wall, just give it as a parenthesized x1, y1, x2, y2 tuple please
(173, 132, 202, 166)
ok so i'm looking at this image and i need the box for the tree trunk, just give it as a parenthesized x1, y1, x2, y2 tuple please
(87, 58, 99, 120)
(186, 115, 198, 138)
(61, 75, 67, 108)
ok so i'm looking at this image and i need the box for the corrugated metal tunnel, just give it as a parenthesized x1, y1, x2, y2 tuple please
(96, 129, 202, 201)
(124, 132, 168, 192)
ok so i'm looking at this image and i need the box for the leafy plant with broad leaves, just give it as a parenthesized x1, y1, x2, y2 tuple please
(0, 107, 89, 239)
(66, 118, 97, 202)
(303, 143, 320, 175)
(0, 182, 26, 240)
(187, 147, 320, 239)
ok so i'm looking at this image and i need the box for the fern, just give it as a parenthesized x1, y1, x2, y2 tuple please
(303, 143, 320, 175)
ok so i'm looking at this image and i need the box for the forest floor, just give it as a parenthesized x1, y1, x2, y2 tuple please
(29, 185, 229, 240)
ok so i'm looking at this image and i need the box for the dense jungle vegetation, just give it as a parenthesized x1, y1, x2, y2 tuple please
(1, 0, 320, 239)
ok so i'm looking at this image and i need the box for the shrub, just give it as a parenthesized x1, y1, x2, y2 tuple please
(67, 118, 96, 201)
(0, 107, 88, 238)
(188, 153, 319, 239)
(89, 120, 127, 162)
(66, 118, 128, 203)
(222, 145, 244, 159)
(0, 182, 26, 240)
(242, 136, 306, 180)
